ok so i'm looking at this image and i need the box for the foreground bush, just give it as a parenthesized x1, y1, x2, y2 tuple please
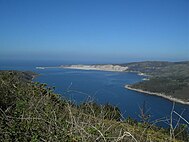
(0, 71, 188, 141)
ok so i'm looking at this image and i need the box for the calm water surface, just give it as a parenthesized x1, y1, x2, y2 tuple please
(1, 63, 189, 127)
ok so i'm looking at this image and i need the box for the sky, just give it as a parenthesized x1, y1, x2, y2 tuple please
(0, 0, 188, 63)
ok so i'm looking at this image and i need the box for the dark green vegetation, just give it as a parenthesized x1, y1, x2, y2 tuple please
(123, 61, 189, 101)
(0, 71, 188, 141)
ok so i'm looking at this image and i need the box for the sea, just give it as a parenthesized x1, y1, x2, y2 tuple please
(1, 60, 189, 128)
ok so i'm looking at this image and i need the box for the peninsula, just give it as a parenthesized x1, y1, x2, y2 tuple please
(123, 61, 189, 105)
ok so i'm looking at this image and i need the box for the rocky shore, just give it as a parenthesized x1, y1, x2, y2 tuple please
(125, 85, 189, 105)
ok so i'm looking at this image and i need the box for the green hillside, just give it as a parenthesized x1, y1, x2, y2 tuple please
(0, 71, 188, 141)
(123, 61, 189, 101)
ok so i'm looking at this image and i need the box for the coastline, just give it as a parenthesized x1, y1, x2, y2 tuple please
(31, 73, 39, 81)
(35, 65, 189, 105)
(36, 64, 129, 72)
(61, 66, 126, 72)
(36, 65, 151, 78)
(125, 85, 189, 105)
(36, 66, 60, 69)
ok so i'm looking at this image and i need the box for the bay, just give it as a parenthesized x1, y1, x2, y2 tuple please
(35, 68, 189, 127)
(1, 61, 189, 127)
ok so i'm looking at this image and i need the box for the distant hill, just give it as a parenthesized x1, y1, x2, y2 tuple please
(123, 61, 189, 102)
(121, 61, 189, 76)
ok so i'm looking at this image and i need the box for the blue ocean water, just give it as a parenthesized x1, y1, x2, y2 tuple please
(1, 61, 189, 127)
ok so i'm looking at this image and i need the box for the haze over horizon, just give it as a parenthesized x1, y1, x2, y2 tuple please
(0, 0, 188, 63)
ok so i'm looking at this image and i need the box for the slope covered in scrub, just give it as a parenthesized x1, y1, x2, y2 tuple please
(0, 70, 188, 142)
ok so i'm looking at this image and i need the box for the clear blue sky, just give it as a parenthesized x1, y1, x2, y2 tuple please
(0, 0, 188, 63)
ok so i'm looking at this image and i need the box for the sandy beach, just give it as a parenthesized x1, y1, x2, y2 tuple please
(125, 85, 189, 105)
(60, 64, 129, 72)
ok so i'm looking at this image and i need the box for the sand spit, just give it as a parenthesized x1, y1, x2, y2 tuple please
(61, 64, 129, 72)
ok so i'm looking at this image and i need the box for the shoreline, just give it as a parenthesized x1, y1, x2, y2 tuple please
(60, 65, 128, 72)
(125, 85, 189, 105)
(36, 66, 124, 72)
(31, 73, 39, 81)
(35, 65, 189, 105)
(36, 65, 148, 76)
(36, 65, 129, 72)
(36, 66, 152, 79)
(61, 66, 126, 72)
(36, 66, 148, 78)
